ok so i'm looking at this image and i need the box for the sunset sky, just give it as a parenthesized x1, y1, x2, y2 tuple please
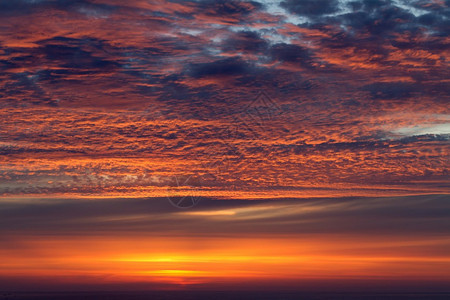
(0, 0, 449, 294)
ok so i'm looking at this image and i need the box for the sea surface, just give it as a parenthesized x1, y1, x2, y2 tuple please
(1, 291, 450, 300)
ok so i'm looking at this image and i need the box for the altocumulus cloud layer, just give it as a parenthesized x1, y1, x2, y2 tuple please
(0, 0, 449, 197)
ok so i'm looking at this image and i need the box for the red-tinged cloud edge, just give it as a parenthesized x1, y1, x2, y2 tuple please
(0, 105, 448, 198)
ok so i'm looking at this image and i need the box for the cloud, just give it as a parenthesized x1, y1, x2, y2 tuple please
(0, 0, 448, 198)
(221, 30, 269, 54)
(37, 37, 118, 73)
(195, 0, 263, 17)
(269, 43, 316, 68)
(1, 195, 449, 237)
(0, 0, 118, 17)
(280, 0, 340, 16)
(363, 82, 417, 99)
(186, 57, 255, 78)
(393, 124, 450, 136)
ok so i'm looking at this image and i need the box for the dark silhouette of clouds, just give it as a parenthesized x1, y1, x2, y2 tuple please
(1, 195, 449, 236)
(280, 0, 340, 16)
(187, 57, 255, 78)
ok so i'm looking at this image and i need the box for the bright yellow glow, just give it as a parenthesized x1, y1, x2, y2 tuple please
(1, 235, 450, 288)
(181, 210, 236, 216)
(139, 270, 212, 276)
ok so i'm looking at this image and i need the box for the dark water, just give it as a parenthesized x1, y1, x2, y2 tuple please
(1, 291, 450, 300)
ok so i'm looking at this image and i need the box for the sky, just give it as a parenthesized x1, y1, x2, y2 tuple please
(0, 0, 449, 293)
